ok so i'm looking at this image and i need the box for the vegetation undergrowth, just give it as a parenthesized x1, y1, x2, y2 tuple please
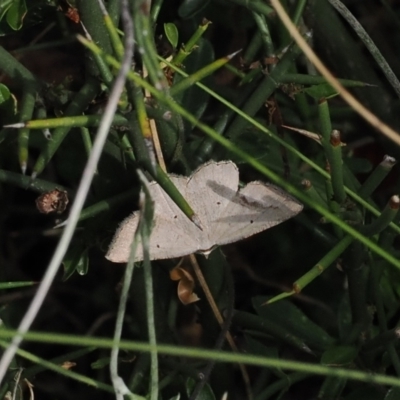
(1, 0, 400, 399)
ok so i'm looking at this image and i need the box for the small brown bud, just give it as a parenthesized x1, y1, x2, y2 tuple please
(330, 130, 342, 147)
(36, 189, 69, 214)
(389, 195, 400, 210)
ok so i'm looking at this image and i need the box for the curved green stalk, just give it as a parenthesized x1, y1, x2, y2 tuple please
(0, 340, 116, 393)
(252, 12, 274, 57)
(80, 126, 93, 158)
(360, 196, 399, 236)
(170, 51, 239, 96)
(358, 155, 397, 198)
(4, 330, 400, 390)
(133, 0, 168, 91)
(0, 168, 68, 193)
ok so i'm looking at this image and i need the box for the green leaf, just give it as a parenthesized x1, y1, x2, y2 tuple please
(0, 83, 17, 113)
(75, 248, 89, 275)
(0, 83, 10, 104)
(0, 84, 17, 127)
(303, 83, 339, 100)
(244, 334, 280, 359)
(63, 243, 89, 280)
(0, 0, 13, 21)
(6, 0, 27, 30)
(91, 357, 110, 369)
(164, 22, 179, 49)
(253, 296, 335, 351)
(321, 345, 358, 367)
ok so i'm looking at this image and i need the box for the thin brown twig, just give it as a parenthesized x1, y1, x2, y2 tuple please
(189, 254, 253, 400)
(143, 66, 167, 171)
(270, 0, 400, 147)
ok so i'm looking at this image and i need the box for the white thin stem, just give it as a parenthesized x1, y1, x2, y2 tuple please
(0, 0, 134, 387)
(92, 0, 136, 399)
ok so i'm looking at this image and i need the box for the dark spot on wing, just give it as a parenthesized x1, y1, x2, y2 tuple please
(217, 201, 221, 205)
(157, 244, 160, 248)
(206, 177, 301, 223)
(174, 215, 177, 219)
(239, 194, 269, 210)
(208, 180, 266, 209)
